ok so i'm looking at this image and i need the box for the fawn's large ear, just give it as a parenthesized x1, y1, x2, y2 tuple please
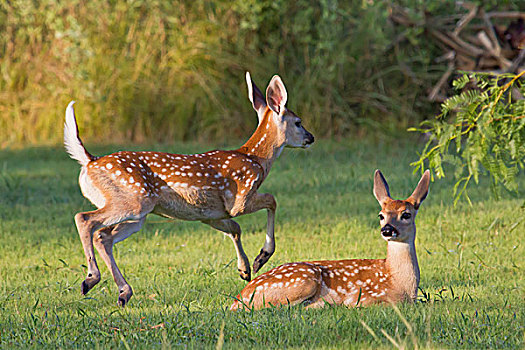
(408, 170, 430, 209)
(266, 75, 287, 117)
(373, 170, 391, 206)
(246, 72, 267, 122)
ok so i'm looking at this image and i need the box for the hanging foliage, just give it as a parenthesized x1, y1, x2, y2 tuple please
(411, 71, 525, 204)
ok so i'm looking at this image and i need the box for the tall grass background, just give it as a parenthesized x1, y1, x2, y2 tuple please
(1, 0, 496, 146)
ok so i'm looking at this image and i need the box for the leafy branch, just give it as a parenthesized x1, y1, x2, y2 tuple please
(410, 71, 525, 205)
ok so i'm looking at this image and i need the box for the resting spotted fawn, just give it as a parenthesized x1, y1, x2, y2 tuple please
(231, 170, 430, 310)
(64, 73, 314, 306)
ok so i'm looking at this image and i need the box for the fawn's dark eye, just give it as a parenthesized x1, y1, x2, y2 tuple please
(378, 214, 384, 220)
(295, 121, 301, 127)
(401, 212, 411, 220)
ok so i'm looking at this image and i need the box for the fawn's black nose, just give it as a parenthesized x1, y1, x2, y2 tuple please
(305, 131, 315, 145)
(381, 224, 398, 238)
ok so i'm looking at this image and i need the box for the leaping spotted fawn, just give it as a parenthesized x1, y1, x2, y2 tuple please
(64, 73, 314, 306)
(231, 170, 430, 310)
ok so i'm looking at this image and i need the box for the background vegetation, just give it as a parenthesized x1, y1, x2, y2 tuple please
(1, 1, 524, 348)
(1, 0, 521, 146)
(0, 139, 523, 348)
(412, 71, 525, 203)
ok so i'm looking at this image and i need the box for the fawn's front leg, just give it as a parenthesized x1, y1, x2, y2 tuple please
(203, 219, 251, 281)
(240, 193, 277, 274)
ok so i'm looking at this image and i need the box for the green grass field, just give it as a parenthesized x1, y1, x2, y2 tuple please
(0, 138, 523, 348)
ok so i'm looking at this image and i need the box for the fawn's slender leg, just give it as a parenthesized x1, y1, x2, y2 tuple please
(74, 210, 105, 295)
(239, 193, 277, 273)
(74, 204, 153, 296)
(204, 219, 251, 281)
(94, 218, 145, 306)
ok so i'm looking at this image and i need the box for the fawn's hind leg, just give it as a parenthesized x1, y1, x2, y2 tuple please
(94, 218, 146, 306)
(74, 203, 153, 297)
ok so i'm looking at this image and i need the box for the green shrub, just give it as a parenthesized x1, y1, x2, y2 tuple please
(411, 71, 525, 204)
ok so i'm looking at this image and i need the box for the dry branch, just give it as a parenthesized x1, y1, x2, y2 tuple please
(390, 4, 525, 101)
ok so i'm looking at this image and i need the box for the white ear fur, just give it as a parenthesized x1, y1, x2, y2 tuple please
(245, 72, 267, 123)
(266, 75, 288, 117)
(246, 72, 254, 103)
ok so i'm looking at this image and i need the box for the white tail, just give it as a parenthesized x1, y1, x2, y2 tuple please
(231, 170, 430, 310)
(64, 101, 93, 166)
(65, 73, 314, 306)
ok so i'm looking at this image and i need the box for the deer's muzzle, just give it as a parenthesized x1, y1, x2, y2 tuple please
(304, 131, 315, 146)
(381, 224, 398, 238)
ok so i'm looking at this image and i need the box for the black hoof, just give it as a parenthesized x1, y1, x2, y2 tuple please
(117, 297, 127, 307)
(238, 269, 251, 282)
(81, 275, 100, 295)
(253, 249, 271, 273)
(117, 286, 133, 307)
(81, 280, 90, 295)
